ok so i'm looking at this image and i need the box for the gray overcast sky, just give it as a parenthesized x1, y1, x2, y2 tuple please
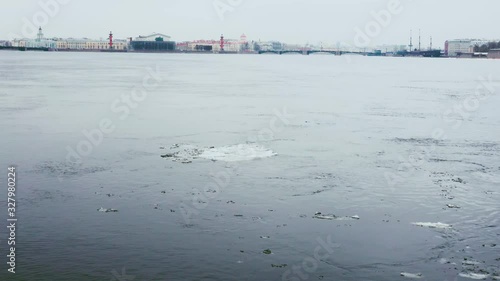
(1, 0, 498, 48)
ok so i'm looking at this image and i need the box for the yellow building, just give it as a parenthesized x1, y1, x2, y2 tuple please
(54, 38, 128, 50)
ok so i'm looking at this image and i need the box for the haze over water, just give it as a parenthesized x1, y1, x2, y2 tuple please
(0, 52, 499, 280)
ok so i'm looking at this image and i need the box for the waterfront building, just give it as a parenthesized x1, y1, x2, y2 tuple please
(55, 37, 127, 50)
(85, 39, 127, 50)
(130, 33, 176, 51)
(11, 27, 56, 49)
(10, 28, 127, 51)
(255, 41, 283, 51)
(177, 34, 249, 53)
(55, 38, 87, 50)
(445, 39, 500, 57)
(445, 39, 474, 56)
(488, 49, 500, 59)
(176, 40, 218, 52)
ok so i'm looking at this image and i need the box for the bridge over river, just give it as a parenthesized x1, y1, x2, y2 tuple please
(258, 49, 380, 56)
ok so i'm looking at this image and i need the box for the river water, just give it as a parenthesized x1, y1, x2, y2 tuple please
(0, 52, 499, 281)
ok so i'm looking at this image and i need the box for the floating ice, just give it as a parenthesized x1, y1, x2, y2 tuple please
(400, 272, 423, 279)
(313, 212, 360, 221)
(199, 144, 277, 162)
(411, 222, 452, 229)
(462, 260, 481, 266)
(161, 144, 203, 163)
(161, 143, 277, 163)
(439, 258, 448, 264)
(98, 207, 118, 213)
(458, 273, 489, 280)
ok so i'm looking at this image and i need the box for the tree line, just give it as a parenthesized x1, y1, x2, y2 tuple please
(473, 41, 500, 52)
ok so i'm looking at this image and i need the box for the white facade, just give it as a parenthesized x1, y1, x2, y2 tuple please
(86, 39, 127, 50)
(255, 41, 284, 51)
(54, 38, 127, 50)
(447, 39, 473, 56)
(178, 34, 249, 53)
(11, 28, 56, 49)
(11, 38, 56, 49)
(9, 27, 128, 51)
(55, 38, 87, 50)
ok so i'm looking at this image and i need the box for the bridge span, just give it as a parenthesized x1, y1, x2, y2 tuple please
(258, 50, 370, 56)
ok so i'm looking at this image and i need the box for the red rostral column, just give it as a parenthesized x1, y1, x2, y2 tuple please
(109, 31, 113, 49)
(220, 34, 224, 52)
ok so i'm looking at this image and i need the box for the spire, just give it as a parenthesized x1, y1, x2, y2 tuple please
(37, 26, 44, 41)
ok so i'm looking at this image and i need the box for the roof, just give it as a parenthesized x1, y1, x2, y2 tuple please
(135, 33, 171, 41)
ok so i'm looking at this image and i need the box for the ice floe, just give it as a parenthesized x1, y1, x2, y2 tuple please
(313, 212, 360, 221)
(462, 260, 481, 266)
(199, 144, 277, 162)
(98, 207, 118, 213)
(161, 143, 276, 163)
(458, 273, 489, 279)
(411, 222, 452, 229)
(400, 272, 423, 279)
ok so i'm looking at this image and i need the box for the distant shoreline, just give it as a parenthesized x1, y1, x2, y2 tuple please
(0, 46, 242, 55)
(0, 47, 498, 59)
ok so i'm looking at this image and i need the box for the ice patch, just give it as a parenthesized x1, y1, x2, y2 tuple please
(199, 144, 277, 162)
(161, 143, 277, 163)
(313, 212, 360, 221)
(439, 258, 449, 264)
(98, 207, 118, 213)
(400, 272, 423, 279)
(462, 260, 481, 266)
(458, 273, 489, 280)
(412, 222, 452, 229)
